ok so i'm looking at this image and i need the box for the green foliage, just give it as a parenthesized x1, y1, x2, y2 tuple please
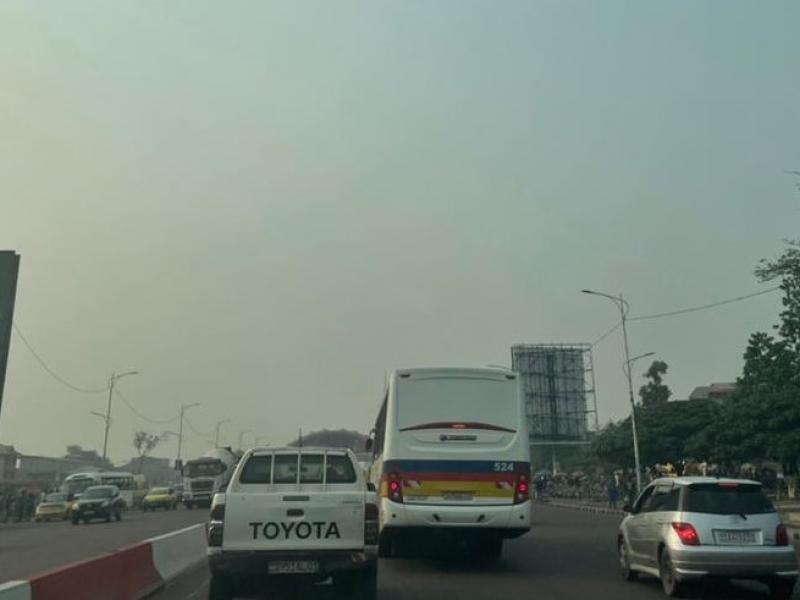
(594, 223, 800, 474)
(287, 429, 368, 451)
(594, 400, 719, 468)
(638, 360, 672, 406)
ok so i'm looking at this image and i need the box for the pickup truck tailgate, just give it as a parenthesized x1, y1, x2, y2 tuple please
(224, 491, 365, 552)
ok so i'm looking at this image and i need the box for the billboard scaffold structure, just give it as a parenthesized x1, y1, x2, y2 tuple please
(511, 343, 599, 447)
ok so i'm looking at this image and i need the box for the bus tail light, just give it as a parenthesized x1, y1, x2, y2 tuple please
(364, 503, 379, 545)
(385, 472, 404, 503)
(514, 472, 529, 504)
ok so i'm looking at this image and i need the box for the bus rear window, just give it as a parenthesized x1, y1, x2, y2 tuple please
(397, 377, 518, 431)
(685, 483, 776, 515)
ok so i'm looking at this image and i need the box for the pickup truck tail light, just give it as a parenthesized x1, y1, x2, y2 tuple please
(208, 499, 225, 547)
(384, 472, 404, 504)
(364, 503, 379, 545)
(514, 472, 530, 504)
(210, 503, 225, 521)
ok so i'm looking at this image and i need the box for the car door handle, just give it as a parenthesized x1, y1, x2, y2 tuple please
(287, 508, 304, 517)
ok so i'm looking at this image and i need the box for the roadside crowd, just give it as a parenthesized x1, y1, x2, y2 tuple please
(0, 488, 43, 523)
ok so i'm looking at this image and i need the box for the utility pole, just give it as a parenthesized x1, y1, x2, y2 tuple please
(101, 370, 138, 461)
(582, 289, 643, 494)
(177, 402, 201, 462)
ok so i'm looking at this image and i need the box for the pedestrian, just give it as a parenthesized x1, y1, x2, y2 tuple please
(606, 476, 619, 510)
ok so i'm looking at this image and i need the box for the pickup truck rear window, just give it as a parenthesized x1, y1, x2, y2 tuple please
(326, 455, 357, 484)
(241, 453, 357, 484)
(685, 483, 776, 515)
(239, 455, 272, 484)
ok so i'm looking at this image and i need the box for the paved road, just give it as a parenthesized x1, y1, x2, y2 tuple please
(156, 504, 799, 600)
(0, 507, 208, 582)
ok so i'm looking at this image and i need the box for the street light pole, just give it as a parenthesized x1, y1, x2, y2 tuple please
(238, 429, 252, 451)
(101, 370, 139, 461)
(177, 402, 201, 462)
(214, 419, 232, 447)
(582, 289, 644, 494)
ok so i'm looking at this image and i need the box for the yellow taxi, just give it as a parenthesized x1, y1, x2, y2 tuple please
(142, 487, 178, 511)
(35, 492, 73, 522)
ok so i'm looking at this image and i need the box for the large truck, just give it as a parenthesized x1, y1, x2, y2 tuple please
(182, 448, 238, 509)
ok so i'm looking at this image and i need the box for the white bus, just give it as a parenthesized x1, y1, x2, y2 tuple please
(368, 367, 531, 559)
(98, 472, 135, 507)
(61, 471, 136, 507)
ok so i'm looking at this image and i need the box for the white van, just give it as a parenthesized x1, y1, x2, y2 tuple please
(368, 367, 531, 559)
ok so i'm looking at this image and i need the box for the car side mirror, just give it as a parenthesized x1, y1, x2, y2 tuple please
(364, 438, 373, 452)
(366, 482, 376, 492)
(622, 503, 633, 514)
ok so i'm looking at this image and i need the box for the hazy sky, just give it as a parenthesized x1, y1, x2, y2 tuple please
(1, 1, 798, 463)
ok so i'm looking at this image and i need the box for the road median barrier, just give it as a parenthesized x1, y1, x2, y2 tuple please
(0, 524, 207, 600)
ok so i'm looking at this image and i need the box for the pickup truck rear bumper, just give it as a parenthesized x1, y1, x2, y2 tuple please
(208, 548, 378, 576)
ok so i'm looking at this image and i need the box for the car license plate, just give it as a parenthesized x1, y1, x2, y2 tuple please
(268, 560, 319, 574)
(715, 530, 757, 545)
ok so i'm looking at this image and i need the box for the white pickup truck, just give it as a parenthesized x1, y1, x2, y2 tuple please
(207, 447, 379, 600)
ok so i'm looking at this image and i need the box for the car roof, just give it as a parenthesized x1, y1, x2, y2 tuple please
(648, 476, 762, 487)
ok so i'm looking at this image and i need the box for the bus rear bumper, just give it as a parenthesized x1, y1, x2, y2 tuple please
(379, 498, 530, 535)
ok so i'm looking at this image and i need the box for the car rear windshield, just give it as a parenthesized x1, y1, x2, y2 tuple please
(685, 483, 776, 515)
(84, 487, 114, 499)
(239, 453, 356, 484)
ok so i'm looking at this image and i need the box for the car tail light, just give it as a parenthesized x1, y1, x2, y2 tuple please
(776, 524, 789, 546)
(384, 472, 403, 503)
(514, 472, 530, 504)
(364, 503, 379, 545)
(672, 522, 700, 546)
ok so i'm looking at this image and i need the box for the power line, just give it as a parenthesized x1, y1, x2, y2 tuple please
(628, 286, 780, 322)
(115, 388, 177, 425)
(591, 321, 622, 346)
(11, 322, 109, 394)
(184, 416, 214, 443)
(589, 286, 781, 345)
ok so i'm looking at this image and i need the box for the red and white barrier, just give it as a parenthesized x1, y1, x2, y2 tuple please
(0, 524, 206, 600)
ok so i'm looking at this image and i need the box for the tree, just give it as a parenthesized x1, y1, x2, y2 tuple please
(594, 400, 718, 468)
(133, 431, 161, 474)
(287, 429, 368, 451)
(638, 360, 672, 406)
(711, 240, 800, 496)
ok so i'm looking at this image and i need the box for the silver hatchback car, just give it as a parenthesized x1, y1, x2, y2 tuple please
(618, 477, 798, 599)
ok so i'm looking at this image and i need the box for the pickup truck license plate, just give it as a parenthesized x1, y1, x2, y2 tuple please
(715, 530, 757, 545)
(268, 560, 319, 574)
